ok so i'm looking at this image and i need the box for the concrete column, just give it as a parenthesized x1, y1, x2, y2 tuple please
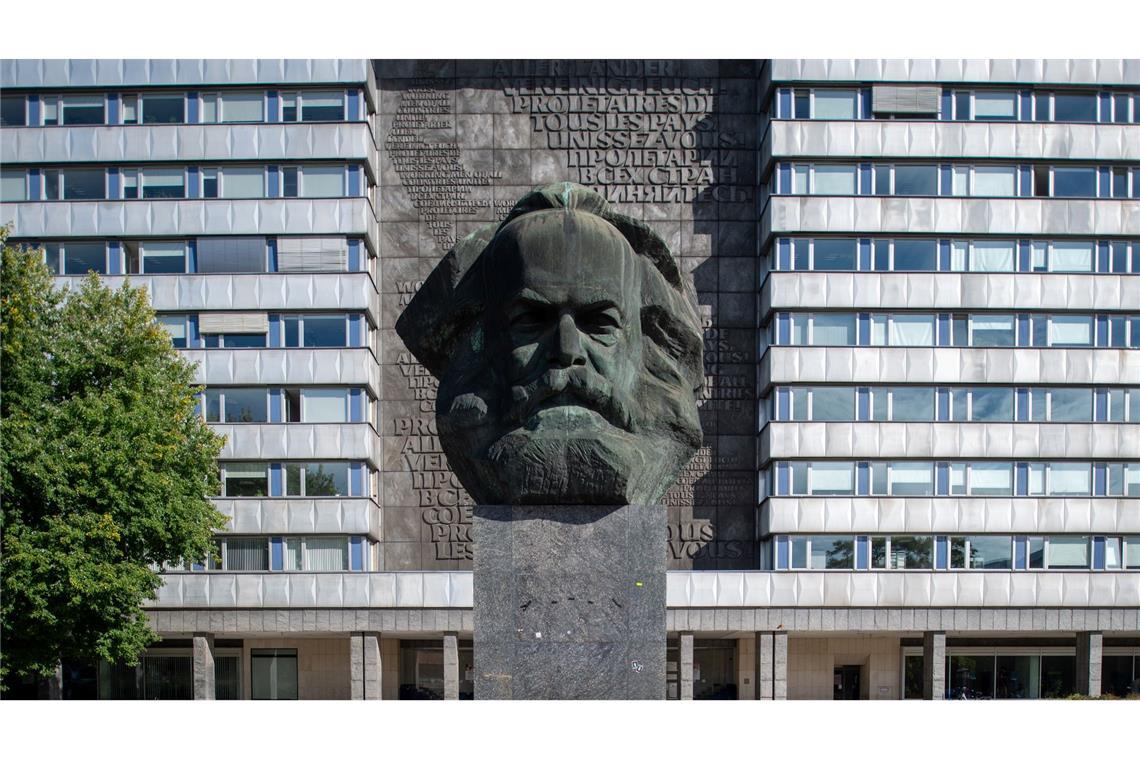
(923, 631, 946, 700)
(756, 632, 774, 699)
(192, 633, 216, 700)
(736, 636, 755, 700)
(1075, 631, 1103, 697)
(679, 633, 694, 700)
(772, 631, 788, 700)
(443, 632, 459, 700)
(38, 663, 63, 700)
(350, 632, 383, 700)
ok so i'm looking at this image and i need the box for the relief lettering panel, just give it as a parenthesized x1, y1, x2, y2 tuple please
(376, 60, 760, 570)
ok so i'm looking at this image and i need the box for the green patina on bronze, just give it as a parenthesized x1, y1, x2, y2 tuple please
(396, 182, 705, 505)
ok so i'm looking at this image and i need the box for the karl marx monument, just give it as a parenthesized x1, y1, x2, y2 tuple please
(397, 182, 704, 698)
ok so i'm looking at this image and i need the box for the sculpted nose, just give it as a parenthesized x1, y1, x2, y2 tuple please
(553, 313, 587, 367)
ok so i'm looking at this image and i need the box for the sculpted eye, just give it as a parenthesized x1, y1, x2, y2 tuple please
(509, 305, 552, 331)
(577, 307, 621, 335)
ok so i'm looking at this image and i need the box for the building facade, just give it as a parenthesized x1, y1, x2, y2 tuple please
(1, 58, 1137, 700)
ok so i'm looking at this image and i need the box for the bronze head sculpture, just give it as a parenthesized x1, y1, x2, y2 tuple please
(396, 182, 704, 505)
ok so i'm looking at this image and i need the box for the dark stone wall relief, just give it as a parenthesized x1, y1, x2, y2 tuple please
(376, 60, 760, 571)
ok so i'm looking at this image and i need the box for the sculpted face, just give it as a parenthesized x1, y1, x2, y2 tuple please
(397, 183, 704, 506)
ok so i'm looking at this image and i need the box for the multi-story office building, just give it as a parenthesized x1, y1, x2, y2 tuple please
(2, 58, 1137, 700)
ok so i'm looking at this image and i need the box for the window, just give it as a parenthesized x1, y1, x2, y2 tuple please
(1049, 242, 1094, 272)
(810, 313, 856, 346)
(276, 236, 349, 272)
(219, 167, 264, 199)
(808, 462, 854, 496)
(281, 92, 298, 122)
(812, 90, 859, 119)
(973, 92, 1017, 121)
(136, 241, 185, 273)
(282, 166, 299, 198)
(300, 388, 350, 423)
(1125, 538, 1140, 569)
(789, 536, 855, 569)
(141, 168, 185, 199)
(141, 93, 185, 124)
(968, 462, 1012, 495)
(970, 315, 1015, 347)
(62, 241, 106, 275)
(888, 537, 932, 570)
(1052, 92, 1097, 122)
(204, 332, 267, 349)
(61, 95, 104, 125)
(1048, 315, 1093, 347)
(1052, 167, 1097, 197)
(812, 165, 857, 195)
(811, 238, 856, 271)
(41, 95, 58, 125)
(971, 166, 1017, 196)
(251, 649, 298, 700)
(1050, 463, 1090, 495)
(893, 165, 938, 196)
(219, 92, 264, 123)
(0, 169, 25, 202)
(969, 388, 1014, 421)
(1045, 387, 1089, 422)
(121, 94, 138, 125)
(1, 95, 25, 126)
(892, 240, 937, 271)
(1046, 537, 1089, 569)
(300, 165, 345, 197)
(889, 387, 934, 421)
(888, 462, 933, 496)
(204, 388, 267, 423)
(283, 314, 348, 348)
(196, 237, 266, 273)
(970, 241, 1015, 272)
(888, 314, 935, 347)
(224, 537, 269, 571)
(45, 168, 105, 200)
(157, 315, 188, 348)
(284, 462, 349, 497)
(285, 537, 348, 571)
(201, 168, 218, 198)
(300, 91, 344, 121)
(221, 462, 268, 497)
(950, 536, 1012, 569)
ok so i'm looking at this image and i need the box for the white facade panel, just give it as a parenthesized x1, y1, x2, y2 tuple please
(1, 58, 374, 90)
(79, 273, 380, 322)
(1, 198, 378, 250)
(147, 571, 472, 608)
(213, 498, 381, 541)
(761, 497, 1140, 535)
(761, 347, 1140, 388)
(185, 348, 381, 398)
(763, 197, 1140, 244)
(214, 423, 380, 468)
(1, 123, 378, 175)
(766, 59, 1140, 86)
(761, 272, 1139, 316)
(666, 571, 1140, 608)
(760, 422, 1137, 462)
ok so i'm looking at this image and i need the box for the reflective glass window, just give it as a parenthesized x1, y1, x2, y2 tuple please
(893, 165, 938, 196)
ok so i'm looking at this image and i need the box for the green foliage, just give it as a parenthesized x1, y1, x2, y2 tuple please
(1, 227, 226, 685)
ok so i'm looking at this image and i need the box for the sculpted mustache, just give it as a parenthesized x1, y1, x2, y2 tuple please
(507, 366, 635, 432)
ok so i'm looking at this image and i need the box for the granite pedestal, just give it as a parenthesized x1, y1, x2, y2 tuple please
(473, 504, 667, 699)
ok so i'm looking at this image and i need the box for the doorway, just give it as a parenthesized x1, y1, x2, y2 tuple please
(833, 665, 861, 700)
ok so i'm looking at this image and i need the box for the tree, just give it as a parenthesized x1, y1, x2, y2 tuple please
(1, 228, 226, 687)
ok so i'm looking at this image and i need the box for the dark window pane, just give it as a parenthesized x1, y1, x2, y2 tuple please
(63, 242, 106, 274)
(793, 91, 809, 119)
(892, 240, 937, 271)
(284, 316, 300, 347)
(891, 387, 934, 421)
(811, 536, 854, 569)
(893, 165, 937, 196)
(304, 462, 348, 496)
(949, 655, 994, 700)
(42, 242, 61, 274)
(62, 169, 105, 200)
(873, 239, 890, 270)
(1040, 656, 1075, 699)
(302, 316, 347, 348)
(221, 333, 266, 349)
(1049, 388, 1091, 421)
(301, 93, 344, 122)
(970, 387, 1013, 421)
(1052, 167, 1096, 197)
(283, 167, 298, 198)
(793, 239, 809, 270)
(224, 388, 267, 423)
(1, 95, 26, 126)
(224, 465, 267, 497)
(204, 389, 222, 422)
(873, 166, 891, 195)
(252, 649, 298, 700)
(812, 238, 856, 270)
(968, 536, 1011, 569)
(1052, 93, 1097, 122)
(196, 236, 266, 273)
(889, 537, 932, 569)
(1033, 165, 1050, 197)
(62, 98, 105, 125)
(142, 95, 185, 124)
(143, 656, 192, 700)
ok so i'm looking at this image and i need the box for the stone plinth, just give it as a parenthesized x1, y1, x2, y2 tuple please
(473, 504, 666, 700)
